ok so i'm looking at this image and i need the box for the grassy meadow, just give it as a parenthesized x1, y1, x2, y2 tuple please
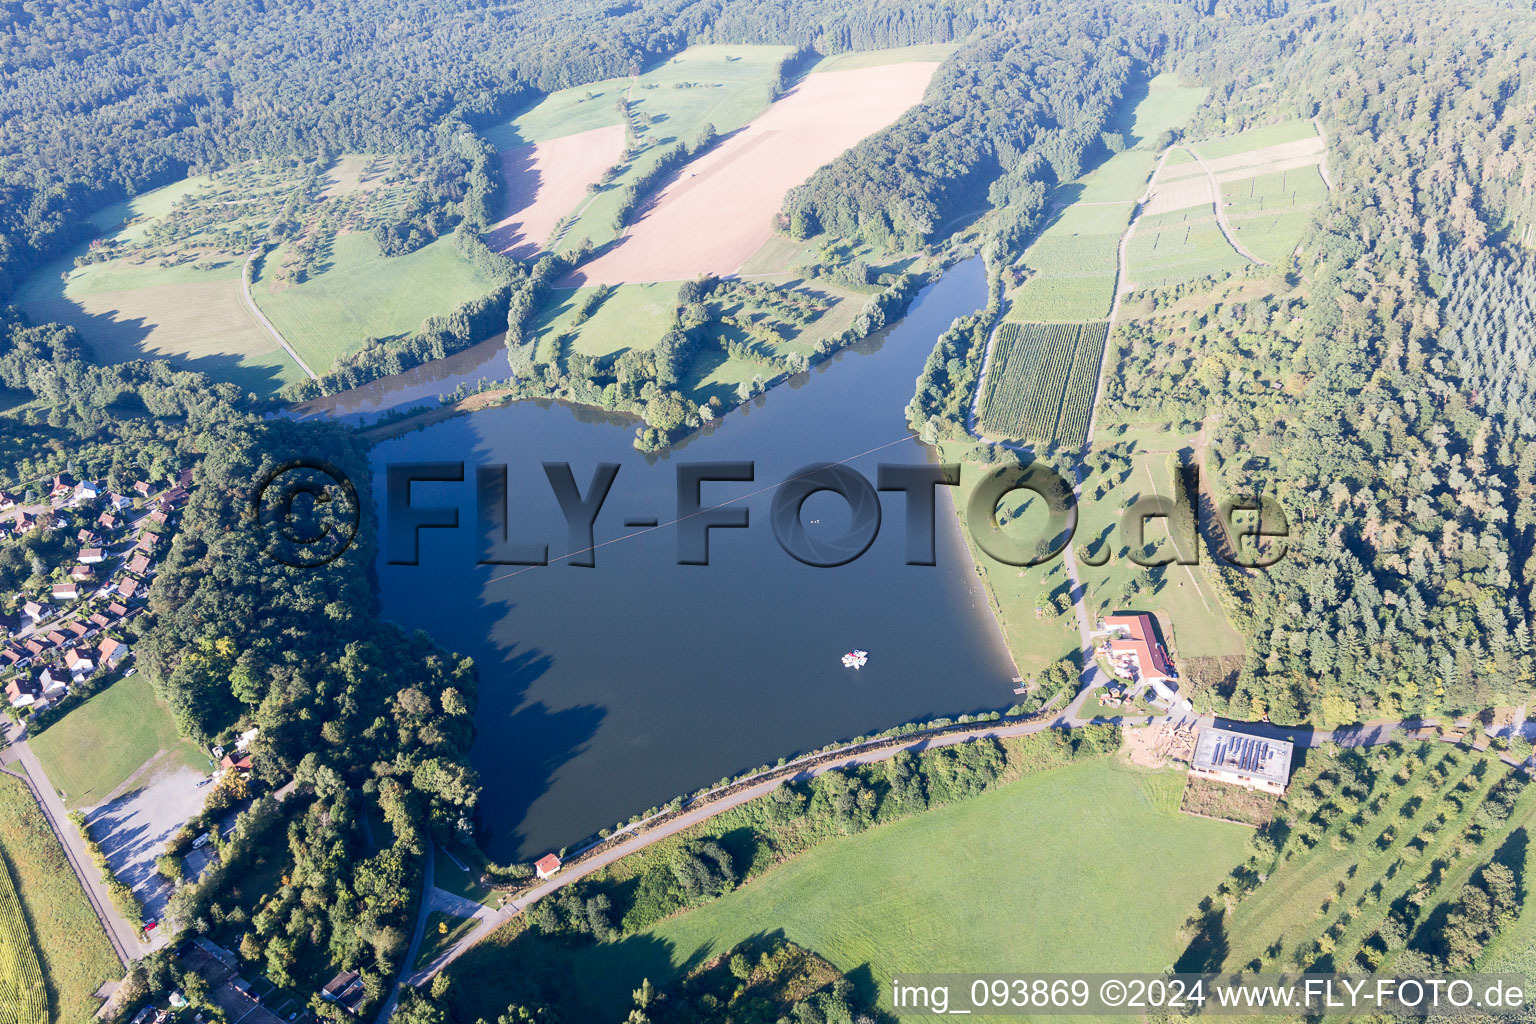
(1128, 208, 1250, 289)
(29, 674, 209, 810)
(1221, 163, 1329, 263)
(252, 232, 499, 372)
(1193, 117, 1319, 160)
(450, 757, 1250, 1022)
(0, 774, 120, 1023)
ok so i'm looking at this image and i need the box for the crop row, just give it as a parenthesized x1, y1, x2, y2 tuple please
(0, 850, 47, 1024)
(981, 321, 1107, 446)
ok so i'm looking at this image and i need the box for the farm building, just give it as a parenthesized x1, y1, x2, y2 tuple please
(1190, 727, 1293, 795)
(1097, 613, 1185, 707)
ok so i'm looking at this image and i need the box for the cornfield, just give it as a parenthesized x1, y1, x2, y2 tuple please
(980, 321, 1109, 447)
(0, 849, 47, 1024)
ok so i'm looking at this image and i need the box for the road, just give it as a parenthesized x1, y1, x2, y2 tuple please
(1181, 145, 1268, 266)
(240, 251, 318, 380)
(0, 726, 141, 962)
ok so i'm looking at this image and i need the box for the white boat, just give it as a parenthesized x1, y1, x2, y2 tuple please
(841, 649, 868, 670)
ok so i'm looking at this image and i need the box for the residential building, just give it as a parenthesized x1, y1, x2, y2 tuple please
(98, 636, 129, 668)
(1098, 614, 1180, 703)
(5, 676, 41, 707)
(535, 853, 562, 879)
(127, 554, 151, 576)
(117, 578, 139, 599)
(51, 582, 80, 602)
(38, 666, 69, 698)
(63, 648, 94, 682)
(79, 547, 105, 564)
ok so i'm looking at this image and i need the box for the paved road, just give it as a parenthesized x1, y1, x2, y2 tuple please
(0, 727, 142, 961)
(241, 251, 318, 380)
(375, 841, 434, 1023)
(1181, 145, 1268, 266)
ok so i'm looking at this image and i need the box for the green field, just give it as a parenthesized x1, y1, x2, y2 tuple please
(1006, 74, 1207, 322)
(1128, 209, 1250, 288)
(1008, 201, 1130, 321)
(0, 774, 121, 1023)
(1221, 164, 1329, 263)
(1194, 117, 1318, 160)
(29, 674, 208, 810)
(808, 43, 957, 73)
(252, 232, 499, 372)
(15, 252, 307, 397)
(979, 321, 1108, 447)
(545, 758, 1248, 1021)
(487, 45, 793, 252)
(12, 154, 446, 396)
(529, 282, 683, 363)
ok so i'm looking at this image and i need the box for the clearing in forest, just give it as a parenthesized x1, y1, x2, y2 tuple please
(569, 60, 939, 285)
(1185, 118, 1331, 264)
(1005, 73, 1207, 321)
(13, 153, 492, 392)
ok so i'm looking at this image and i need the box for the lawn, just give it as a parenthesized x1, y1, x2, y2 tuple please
(252, 232, 500, 373)
(414, 910, 480, 973)
(550, 758, 1250, 1021)
(29, 674, 209, 810)
(1123, 73, 1208, 146)
(0, 774, 121, 1023)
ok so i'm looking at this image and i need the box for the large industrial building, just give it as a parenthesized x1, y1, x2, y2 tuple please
(1190, 727, 1294, 795)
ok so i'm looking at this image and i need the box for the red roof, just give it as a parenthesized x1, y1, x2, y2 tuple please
(534, 854, 562, 875)
(1103, 613, 1176, 680)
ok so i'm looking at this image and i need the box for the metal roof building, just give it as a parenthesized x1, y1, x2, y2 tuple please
(1190, 727, 1293, 794)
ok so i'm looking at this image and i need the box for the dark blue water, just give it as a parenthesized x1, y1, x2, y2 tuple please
(370, 258, 1019, 859)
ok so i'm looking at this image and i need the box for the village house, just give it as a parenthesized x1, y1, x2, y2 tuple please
(97, 511, 119, 530)
(49, 474, 74, 499)
(51, 582, 80, 602)
(177, 467, 194, 489)
(5, 675, 41, 708)
(73, 480, 101, 504)
(106, 601, 128, 618)
(77, 528, 97, 546)
(64, 620, 88, 639)
(63, 647, 94, 682)
(98, 636, 129, 669)
(136, 531, 160, 552)
(160, 486, 189, 508)
(116, 578, 139, 600)
(13, 512, 34, 534)
(535, 853, 562, 879)
(23, 639, 44, 658)
(148, 509, 168, 526)
(88, 612, 111, 629)
(132, 480, 152, 499)
(38, 665, 69, 699)
(127, 554, 151, 577)
(22, 600, 48, 623)
(320, 970, 366, 1015)
(108, 492, 133, 510)
(0, 492, 14, 511)
(70, 564, 94, 582)
(79, 547, 105, 564)
(1097, 613, 1184, 707)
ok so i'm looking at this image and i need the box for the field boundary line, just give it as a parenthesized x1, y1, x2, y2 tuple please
(241, 250, 319, 380)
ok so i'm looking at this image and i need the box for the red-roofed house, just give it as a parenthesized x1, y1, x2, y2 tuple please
(127, 554, 151, 577)
(106, 602, 128, 617)
(51, 582, 79, 602)
(5, 676, 41, 708)
(98, 636, 129, 668)
(117, 578, 139, 599)
(71, 564, 94, 582)
(50, 474, 74, 498)
(534, 853, 562, 879)
(1099, 613, 1178, 694)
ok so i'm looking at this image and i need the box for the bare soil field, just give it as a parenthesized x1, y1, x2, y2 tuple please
(487, 124, 627, 258)
(570, 62, 938, 285)
(1204, 134, 1325, 179)
(1142, 174, 1215, 216)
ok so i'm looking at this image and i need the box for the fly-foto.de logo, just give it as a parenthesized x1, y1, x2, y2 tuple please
(373, 460, 1291, 570)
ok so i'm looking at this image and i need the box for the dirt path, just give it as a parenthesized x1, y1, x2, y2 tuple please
(1180, 145, 1268, 267)
(1311, 116, 1335, 191)
(241, 251, 318, 380)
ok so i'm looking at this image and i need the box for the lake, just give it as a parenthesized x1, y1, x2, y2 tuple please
(368, 257, 1021, 860)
